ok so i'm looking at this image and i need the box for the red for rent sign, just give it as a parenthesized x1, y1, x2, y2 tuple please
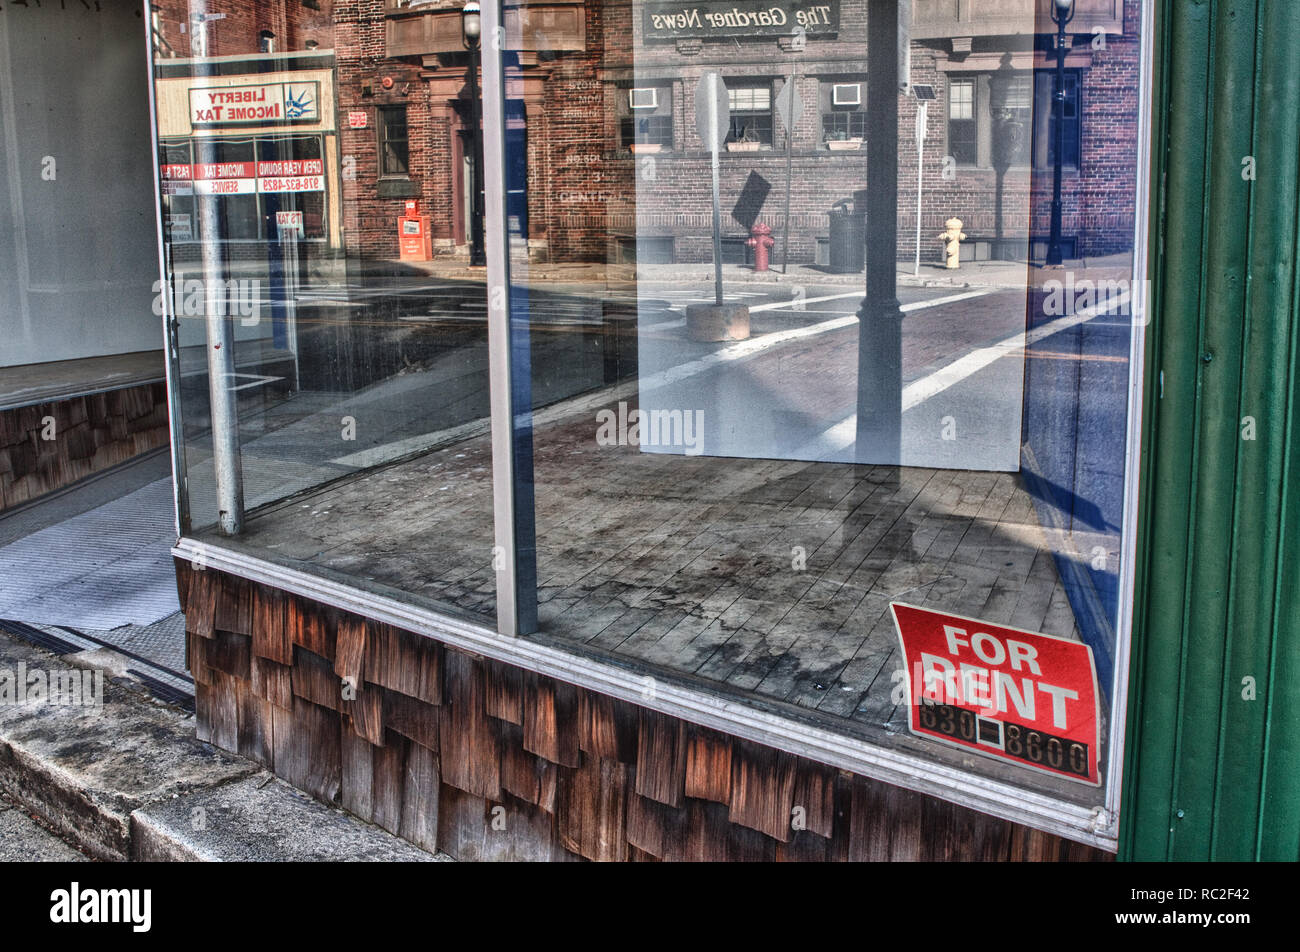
(890, 602, 1101, 785)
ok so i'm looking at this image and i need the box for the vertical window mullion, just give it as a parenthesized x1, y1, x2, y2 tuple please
(481, 1, 538, 637)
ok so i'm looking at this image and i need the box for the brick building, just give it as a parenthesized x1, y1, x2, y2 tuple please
(148, 0, 1139, 265)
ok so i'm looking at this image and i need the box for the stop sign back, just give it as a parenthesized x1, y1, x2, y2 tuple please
(891, 602, 1101, 785)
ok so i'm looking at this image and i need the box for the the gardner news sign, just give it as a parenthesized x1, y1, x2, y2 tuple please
(891, 602, 1102, 786)
(189, 82, 320, 127)
(643, 0, 839, 39)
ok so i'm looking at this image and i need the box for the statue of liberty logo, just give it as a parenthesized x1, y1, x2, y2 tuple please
(285, 86, 315, 120)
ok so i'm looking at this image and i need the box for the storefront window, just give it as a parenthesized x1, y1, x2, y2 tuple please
(152, 1, 498, 624)
(155, 0, 1153, 843)
(491, 0, 1150, 836)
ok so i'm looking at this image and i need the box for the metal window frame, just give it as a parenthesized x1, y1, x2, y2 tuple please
(482, 1, 538, 637)
(377, 103, 410, 178)
(948, 76, 975, 120)
(1104, 0, 1157, 847)
(152, 0, 1156, 851)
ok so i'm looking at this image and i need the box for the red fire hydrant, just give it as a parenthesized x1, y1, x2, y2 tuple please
(746, 222, 776, 272)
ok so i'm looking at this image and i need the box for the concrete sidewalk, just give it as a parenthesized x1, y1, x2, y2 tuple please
(0, 627, 446, 862)
(394, 256, 1043, 289)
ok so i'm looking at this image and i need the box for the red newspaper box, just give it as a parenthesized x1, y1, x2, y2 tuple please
(398, 200, 430, 261)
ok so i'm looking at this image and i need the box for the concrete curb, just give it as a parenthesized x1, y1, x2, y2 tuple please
(129, 774, 442, 862)
(0, 630, 448, 862)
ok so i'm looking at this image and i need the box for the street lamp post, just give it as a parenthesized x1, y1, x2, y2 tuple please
(1045, 0, 1075, 267)
(462, 1, 486, 267)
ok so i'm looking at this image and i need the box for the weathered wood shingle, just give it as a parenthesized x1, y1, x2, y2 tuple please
(635, 709, 687, 807)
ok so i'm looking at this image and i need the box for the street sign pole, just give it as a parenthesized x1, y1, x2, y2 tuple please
(914, 100, 926, 277)
(708, 74, 724, 306)
(779, 73, 799, 274)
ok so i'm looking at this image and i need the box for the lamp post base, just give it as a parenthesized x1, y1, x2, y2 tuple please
(685, 303, 750, 342)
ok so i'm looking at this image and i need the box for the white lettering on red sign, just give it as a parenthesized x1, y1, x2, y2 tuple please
(159, 163, 324, 195)
(258, 175, 325, 194)
(256, 160, 324, 178)
(891, 602, 1101, 785)
(193, 162, 257, 180)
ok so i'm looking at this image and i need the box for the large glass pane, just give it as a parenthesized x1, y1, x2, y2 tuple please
(1, 3, 159, 370)
(151, 1, 499, 622)
(498, 0, 1148, 808)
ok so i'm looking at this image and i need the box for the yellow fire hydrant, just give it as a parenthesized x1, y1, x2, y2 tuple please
(938, 217, 967, 269)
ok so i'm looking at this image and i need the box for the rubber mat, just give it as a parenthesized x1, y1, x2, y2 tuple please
(0, 478, 180, 630)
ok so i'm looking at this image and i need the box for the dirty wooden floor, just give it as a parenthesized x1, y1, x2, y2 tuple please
(223, 391, 1083, 745)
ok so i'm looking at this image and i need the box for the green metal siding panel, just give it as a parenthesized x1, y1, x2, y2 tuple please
(1219, 0, 1300, 861)
(1122, 0, 1209, 861)
(1254, 0, 1300, 862)
(1174, 0, 1256, 862)
(1123, 0, 1300, 861)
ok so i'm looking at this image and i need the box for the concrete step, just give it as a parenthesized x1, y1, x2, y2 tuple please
(0, 629, 447, 862)
(0, 790, 90, 861)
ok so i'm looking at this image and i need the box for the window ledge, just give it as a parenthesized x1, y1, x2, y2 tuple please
(377, 178, 421, 198)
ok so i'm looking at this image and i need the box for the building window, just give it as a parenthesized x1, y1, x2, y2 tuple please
(726, 82, 773, 147)
(163, 134, 328, 243)
(1034, 71, 1081, 169)
(378, 105, 409, 178)
(991, 73, 1034, 168)
(946, 70, 1082, 170)
(620, 85, 673, 150)
(820, 80, 867, 145)
(947, 77, 977, 165)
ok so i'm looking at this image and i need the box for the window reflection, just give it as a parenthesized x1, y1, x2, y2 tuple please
(150, 0, 1148, 803)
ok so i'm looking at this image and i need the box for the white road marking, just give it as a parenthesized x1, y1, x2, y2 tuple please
(794, 289, 1134, 458)
(639, 287, 993, 331)
(330, 285, 1039, 469)
(752, 287, 995, 313)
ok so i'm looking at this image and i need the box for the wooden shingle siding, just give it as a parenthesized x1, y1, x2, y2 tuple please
(178, 564, 1113, 862)
(0, 382, 169, 513)
(251, 585, 292, 664)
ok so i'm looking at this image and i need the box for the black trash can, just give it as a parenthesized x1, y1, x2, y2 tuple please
(827, 199, 865, 273)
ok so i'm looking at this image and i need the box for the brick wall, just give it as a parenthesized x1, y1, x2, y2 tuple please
(153, 0, 334, 59)
(150, 0, 1142, 264)
(901, 0, 1143, 261)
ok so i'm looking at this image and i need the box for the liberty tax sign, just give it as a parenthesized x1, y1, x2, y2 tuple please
(891, 603, 1101, 785)
(189, 82, 320, 127)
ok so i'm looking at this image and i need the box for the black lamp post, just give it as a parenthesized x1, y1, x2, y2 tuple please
(462, 1, 486, 267)
(1045, 0, 1075, 267)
